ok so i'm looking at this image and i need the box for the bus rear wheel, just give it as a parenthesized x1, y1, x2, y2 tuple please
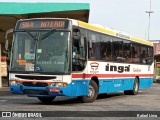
(124, 77, 139, 95)
(79, 80, 98, 103)
(37, 96, 56, 103)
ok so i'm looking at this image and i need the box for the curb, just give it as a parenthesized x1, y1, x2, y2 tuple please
(0, 87, 11, 96)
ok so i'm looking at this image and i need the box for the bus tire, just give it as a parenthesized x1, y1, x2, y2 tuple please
(37, 96, 56, 103)
(124, 77, 139, 95)
(79, 80, 98, 103)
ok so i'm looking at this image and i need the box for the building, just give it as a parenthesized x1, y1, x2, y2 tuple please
(150, 40, 160, 62)
(150, 40, 160, 81)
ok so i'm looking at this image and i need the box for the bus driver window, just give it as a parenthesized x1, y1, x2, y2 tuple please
(72, 28, 86, 71)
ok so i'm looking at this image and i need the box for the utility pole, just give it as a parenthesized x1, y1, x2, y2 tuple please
(146, 0, 154, 40)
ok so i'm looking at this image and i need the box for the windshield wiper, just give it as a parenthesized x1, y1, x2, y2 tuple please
(40, 28, 56, 40)
(24, 29, 37, 40)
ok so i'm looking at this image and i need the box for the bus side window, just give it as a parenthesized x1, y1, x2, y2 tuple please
(88, 36, 95, 59)
(88, 48, 94, 59)
(140, 46, 149, 64)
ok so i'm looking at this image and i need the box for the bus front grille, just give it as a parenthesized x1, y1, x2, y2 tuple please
(23, 90, 48, 95)
(22, 82, 48, 87)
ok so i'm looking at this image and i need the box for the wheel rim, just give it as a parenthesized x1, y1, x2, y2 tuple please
(87, 85, 95, 98)
(134, 81, 138, 92)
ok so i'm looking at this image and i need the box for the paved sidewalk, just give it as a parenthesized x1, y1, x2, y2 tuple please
(0, 87, 10, 96)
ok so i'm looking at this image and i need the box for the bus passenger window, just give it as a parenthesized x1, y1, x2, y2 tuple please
(105, 54, 111, 61)
(140, 49, 149, 64)
(88, 48, 94, 59)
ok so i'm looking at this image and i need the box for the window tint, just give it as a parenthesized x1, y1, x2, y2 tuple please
(130, 44, 140, 63)
(100, 34, 112, 61)
(85, 29, 153, 65)
(140, 46, 148, 64)
(88, 31, 102, 60)
(112, 38, 123, 62)
(88, 31, 112, 61)
(148, 47, 154, 64)
(123, 40, 131, 62)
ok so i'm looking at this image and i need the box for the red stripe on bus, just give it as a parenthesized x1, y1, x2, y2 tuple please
(72, 74, 154, 78)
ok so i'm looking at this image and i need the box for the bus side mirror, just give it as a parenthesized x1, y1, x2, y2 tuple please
(5, 28, 13, 51)
(73, 28, 81, 41)
(5, 39, 8, 51)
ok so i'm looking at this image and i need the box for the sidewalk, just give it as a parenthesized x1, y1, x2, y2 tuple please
(0, 87, 10, 96)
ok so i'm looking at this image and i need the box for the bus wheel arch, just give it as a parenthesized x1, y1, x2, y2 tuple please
(124, 76, 139, 95)
(134, 76, 140, 94)
(79, 77, 99, 103)
(91, 76, 99, 89)
(135, 76, 140, 85)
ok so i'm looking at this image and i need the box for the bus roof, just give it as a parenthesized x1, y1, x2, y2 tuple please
(77, 20, 153, 47)
(14, 18, 153, 47)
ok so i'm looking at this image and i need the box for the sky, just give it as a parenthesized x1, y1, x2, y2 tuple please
(0, 0, 160, 40)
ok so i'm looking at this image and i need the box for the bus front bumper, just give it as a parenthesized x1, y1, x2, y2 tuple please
(10, 80, 89, 97)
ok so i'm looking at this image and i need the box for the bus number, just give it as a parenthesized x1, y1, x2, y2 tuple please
(21, 22, 34, 29)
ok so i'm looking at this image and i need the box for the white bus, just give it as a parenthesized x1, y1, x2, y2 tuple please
(9, 18, 154, 103)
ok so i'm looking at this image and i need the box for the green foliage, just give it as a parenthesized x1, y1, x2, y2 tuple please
(156, 68, 160, 76)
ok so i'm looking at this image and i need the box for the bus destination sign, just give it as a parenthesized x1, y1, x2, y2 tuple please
(17, 20, 69, 29)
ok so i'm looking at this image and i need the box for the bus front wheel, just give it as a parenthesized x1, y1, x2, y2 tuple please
(124, 77, 139, 95)
(37, 96, 56, 103)
(79, 80, 98, 103)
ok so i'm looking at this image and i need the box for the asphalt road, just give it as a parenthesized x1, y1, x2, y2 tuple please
(0, 83, 160, 119)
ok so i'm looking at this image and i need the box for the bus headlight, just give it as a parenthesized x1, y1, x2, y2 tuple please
(57, 82, 63, 87)
(50, 82, 68, 87)
(9, 80, 20, 85)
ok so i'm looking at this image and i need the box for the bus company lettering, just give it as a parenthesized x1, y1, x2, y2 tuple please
(116, 32, 130, 40)
(40, 21, 65, 28)
(105, 64, 130, 73)
(133, 68, 141, 72)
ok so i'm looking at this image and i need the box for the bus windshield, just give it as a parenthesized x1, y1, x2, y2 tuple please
(11, 30, 70, 73)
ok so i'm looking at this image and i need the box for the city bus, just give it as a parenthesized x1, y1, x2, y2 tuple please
(9, 18, 154, 103)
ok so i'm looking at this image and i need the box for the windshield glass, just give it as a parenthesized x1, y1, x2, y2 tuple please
(11, 31, 70, 73)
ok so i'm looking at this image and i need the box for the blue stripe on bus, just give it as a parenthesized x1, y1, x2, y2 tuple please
(10, 77, 153, 97)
